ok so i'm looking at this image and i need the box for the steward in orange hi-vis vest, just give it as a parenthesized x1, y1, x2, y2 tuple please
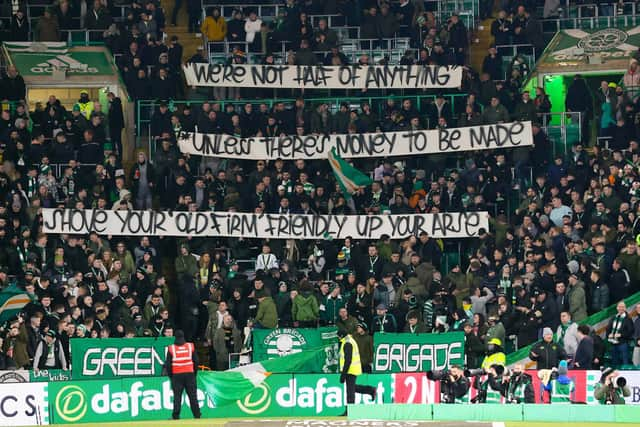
(164, 330, 201, 420)
(168, 342, 195, 374)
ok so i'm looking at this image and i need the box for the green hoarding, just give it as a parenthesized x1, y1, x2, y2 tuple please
(48, 373, 392, 423)
(373, 332, 465, 372)
(9, 51, 115, 76)
(71, 337, 174, 380)
(252, 327, 339, 372)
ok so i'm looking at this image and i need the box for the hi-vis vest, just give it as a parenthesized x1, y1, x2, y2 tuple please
(481, 352, 506, 370)
(339, 335, 362, 376)
(168, 343, 195, 374)
(550, 379, 574, 403)
(77, 101, 93, 119)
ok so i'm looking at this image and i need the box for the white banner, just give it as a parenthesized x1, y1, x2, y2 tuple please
(183, 64, 462, 89)
(42, 209, 489, 239)
(0, 382, 49, 425)
(177, 121, 532, 160)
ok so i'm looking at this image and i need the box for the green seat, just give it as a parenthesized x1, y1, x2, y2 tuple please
(566, 124, 580, 145)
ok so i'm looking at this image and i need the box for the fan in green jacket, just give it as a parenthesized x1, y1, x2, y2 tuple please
(255, 291, 278, 329)
(293, 282, 320, 327)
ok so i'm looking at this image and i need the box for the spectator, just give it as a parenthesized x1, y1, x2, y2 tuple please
(244, 11, 262, 45)
(213, 314, 242, 370)
(529, 327, 567, 369)
(606, 300, 634, 366)
(573, 324, 594, 369)
(1, 65, 26, 102)
(36, 9, 60, 42)
(201, 8, 227, 42)
(556, 311, 579, 357)
(10, 8, 30, 41)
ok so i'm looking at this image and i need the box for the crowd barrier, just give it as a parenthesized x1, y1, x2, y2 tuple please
(348, 403, 640, 422)
(2, 370, 640, 425)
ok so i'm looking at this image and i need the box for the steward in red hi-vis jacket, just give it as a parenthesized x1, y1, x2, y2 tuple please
(164, 330, 201, 420)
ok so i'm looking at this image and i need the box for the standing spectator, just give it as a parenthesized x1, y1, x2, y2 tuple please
(187, 0, 201, 33)
(36, 8, 60, 42)
(606, 301, 634, 367)
(447, 14, 468, 65)
(201, 8, 227, 43)
(130, 151, 155, 210)
(556, 311, 579, 358)
(491, 10, 511, 46)
(226, 10, 246, 47)
(1, 65, 26, 102)
(589, 270, 610, 314)
(10, 8, 30, 41)
(292, 281, 319, 327)
(33, 330, 68, 372)
(244, 11, 262, 46)
(529, 327, 567, 369)
(573, 324, 594, 369)
(213, 314, 241, 370)
(107, 92, 124, 158)
(633, 304, 640, 367)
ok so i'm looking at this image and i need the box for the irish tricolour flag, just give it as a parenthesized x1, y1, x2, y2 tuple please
(328, 147, 372, 199)
(200, 346, 328, 407)
(0, 285, 31, 322)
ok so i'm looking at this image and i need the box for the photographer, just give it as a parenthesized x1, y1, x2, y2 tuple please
(473, 364, 504, 403)
(504, 364, 535, 403)
(594, 368, 630, 404)
(428, 365, 470, 403)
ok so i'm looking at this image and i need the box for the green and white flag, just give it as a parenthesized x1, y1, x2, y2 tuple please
(328, 147, 372, 199)
(201, 346, 328, 407)
(3, 42, 69, 53)
(0, 285, 31, 322)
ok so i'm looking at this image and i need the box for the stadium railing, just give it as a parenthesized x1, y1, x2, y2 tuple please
(540, 14, 640, 37)
(137, 92, 469, 150)
(494, 43, 536, 80)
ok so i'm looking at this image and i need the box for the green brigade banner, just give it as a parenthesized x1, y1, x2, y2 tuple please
(71, 337, 174, 379)
(252, 327, 339, 373)
(373, 332, 465, 372)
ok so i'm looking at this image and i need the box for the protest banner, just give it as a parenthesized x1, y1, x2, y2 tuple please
(183, 63, 462, 89)
(373, 332, 465, 373)
(0, 382, 49, 425)
(71, 337, 173, 380)
(42, 209, 490, 239)
(252, 327, 338, 373)
(178, 121, 533, 160)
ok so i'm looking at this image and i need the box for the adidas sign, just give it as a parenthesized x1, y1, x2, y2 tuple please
(31, 55, 97, 74)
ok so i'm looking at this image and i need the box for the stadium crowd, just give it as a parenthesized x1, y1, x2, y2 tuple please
(0, 0, 639, 385)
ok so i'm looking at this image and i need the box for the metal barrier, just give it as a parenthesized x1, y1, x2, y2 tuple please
(494, 44, 536, 80)
(540, 14, 640, 36)
(539, 111, 581, 156)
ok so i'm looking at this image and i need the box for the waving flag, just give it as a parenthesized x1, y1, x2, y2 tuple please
(0, 285, 31, 322)
(328, 147, 372, 199)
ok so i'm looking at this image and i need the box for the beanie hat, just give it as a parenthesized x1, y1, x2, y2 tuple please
(558, 360, 568, 376)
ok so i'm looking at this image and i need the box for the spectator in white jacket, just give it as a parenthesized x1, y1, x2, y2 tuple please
(255, 243, 278, 272)
(556, 311, 580, 357)
(244, 11, 262, 44)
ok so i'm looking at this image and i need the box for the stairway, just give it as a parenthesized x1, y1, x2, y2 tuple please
(470, 17, 494, 74)
(161, 0, 204, 62)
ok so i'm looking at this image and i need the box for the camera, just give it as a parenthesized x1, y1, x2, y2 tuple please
(616, 377, 627, 388)
(427, 370, 449, 381)
(464, 368, 485, 377)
